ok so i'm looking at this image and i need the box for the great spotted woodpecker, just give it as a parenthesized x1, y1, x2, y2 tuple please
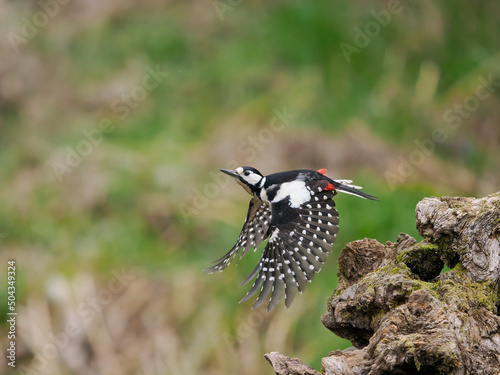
(206, 167, 377, 312)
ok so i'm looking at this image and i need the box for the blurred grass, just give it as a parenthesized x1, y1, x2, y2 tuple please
(1, 0, 500, 374)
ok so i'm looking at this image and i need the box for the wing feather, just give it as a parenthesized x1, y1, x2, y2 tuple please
(238, 187, 340, 311)
(205, 197, 271, 273)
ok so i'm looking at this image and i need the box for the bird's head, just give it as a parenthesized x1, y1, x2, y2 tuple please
(221, 166, 264, 195)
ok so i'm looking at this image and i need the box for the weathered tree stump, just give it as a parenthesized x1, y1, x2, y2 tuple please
(266, 193, 500, 375)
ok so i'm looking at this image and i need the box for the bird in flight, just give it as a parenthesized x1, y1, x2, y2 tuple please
(206, 167, 377, 312)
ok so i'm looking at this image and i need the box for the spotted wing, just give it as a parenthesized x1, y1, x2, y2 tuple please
(239, 187, 340, 312)
(205, 197, 272, 273)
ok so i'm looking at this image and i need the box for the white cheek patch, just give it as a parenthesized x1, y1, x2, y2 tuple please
(236, 168, 261, 186)
(245, 173, 262, 185)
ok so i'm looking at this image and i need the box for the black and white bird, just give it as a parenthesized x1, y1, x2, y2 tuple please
(206, 167, 377, 312)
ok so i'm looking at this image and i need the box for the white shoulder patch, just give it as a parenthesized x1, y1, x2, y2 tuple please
(271, 180, 310, 207)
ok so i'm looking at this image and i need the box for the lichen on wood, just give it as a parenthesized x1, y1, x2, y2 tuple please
(266, 193, 500, 375)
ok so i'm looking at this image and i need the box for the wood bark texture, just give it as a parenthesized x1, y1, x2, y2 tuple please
(266, 193, 500, 375)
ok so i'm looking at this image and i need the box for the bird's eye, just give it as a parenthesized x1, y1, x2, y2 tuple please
(244, 171, 250, 176)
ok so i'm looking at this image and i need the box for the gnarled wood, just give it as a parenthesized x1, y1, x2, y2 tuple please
(264, 352, 320, 375)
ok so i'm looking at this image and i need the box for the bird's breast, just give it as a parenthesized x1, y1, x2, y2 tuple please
(259, 189, 270, 203)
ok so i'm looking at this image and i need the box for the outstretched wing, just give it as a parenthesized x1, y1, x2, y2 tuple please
(205, 197, 272, 273)
(239, 184, 340, 312)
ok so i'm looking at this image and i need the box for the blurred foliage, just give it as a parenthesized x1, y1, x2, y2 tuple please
(0, 0, 499, 374)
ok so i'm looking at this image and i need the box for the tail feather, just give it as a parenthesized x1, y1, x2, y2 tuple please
(332, 179, 378, 201)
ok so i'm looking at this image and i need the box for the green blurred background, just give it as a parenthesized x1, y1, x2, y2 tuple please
(1, 0, 499, 374)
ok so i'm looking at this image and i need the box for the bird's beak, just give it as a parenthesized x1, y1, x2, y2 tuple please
(220, 169, 239, 178)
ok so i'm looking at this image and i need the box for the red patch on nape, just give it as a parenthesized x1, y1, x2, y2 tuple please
(324, 183, 335, 191)
(317, 168, 327, 175)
